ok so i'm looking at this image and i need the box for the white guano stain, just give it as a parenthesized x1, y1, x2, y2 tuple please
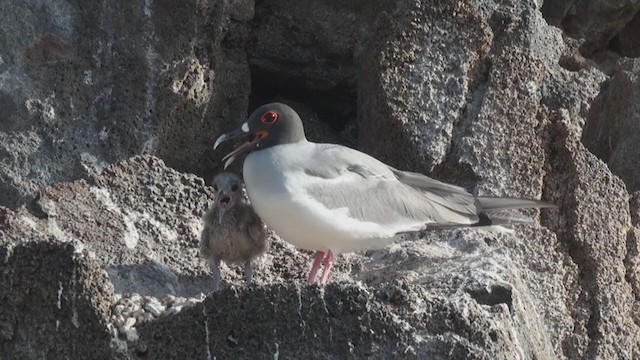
(203, 304, 212, 360)
(90, 187, 139, 249)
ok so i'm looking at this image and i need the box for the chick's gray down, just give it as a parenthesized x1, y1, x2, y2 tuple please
(199, 172, 269, 291)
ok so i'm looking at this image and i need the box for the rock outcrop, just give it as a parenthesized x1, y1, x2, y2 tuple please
(2, 0, 640, 359)
(583, 58, 640, 192)
(0, 0, 252, 208)
(0, 210, 115, 359)
(541, 0, 640, 58)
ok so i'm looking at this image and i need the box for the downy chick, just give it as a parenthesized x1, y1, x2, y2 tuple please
(199, 172, 269, 291)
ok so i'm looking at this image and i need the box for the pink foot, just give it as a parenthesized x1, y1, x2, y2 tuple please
(306, 251, 325, 284)
(320, 250, 334, 285)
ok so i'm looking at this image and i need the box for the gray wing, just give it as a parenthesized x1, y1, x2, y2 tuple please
(304, 144, 481, 230)
(387, 167, 556, 211)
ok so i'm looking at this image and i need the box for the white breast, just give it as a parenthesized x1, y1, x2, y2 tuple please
(243, 143, 395, 254)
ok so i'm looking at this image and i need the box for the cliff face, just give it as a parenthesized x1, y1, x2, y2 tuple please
(1, 0, 640, 359)
(0, 0, 251, 208)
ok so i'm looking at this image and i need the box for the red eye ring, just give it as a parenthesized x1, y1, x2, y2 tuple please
(260, 111, 278, 125)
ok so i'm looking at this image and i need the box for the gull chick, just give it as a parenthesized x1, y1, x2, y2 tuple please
(199, 172, 269, 291)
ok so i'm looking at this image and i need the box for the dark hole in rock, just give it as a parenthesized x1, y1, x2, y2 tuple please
(609, 10, 640, 58)
(581, 61, 640, 192)
(248, 69, 357, 133)
(466, 284, 513, 313)
(489, 330, 498, 342)
(27, 195, 49, 219)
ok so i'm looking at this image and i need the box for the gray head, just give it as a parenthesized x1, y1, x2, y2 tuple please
(212, 172, 245, 223)
(213, 103, 307, 168)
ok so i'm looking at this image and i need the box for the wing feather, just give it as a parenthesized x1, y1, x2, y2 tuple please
(303, 145, 480, 231)
(300, 143, 554, 232)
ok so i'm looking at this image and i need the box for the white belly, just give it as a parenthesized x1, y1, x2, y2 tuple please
(243, 144, 395, 254)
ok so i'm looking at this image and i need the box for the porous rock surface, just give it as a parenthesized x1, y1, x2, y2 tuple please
(2, 0, 640, 359)
(0, 155, 557, 359)
(0, 210, 116, 359)
(0, 0, 252, 208)
(583, 58, 640, 193)
(541, 0, 640, 58)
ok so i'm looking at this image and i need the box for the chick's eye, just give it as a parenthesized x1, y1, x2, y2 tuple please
(231, 184, 239, 192)
(260, 111, 278, 125)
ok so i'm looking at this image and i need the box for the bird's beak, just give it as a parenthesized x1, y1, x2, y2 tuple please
(214, 124, 268, 169)
(217, 193, 232, 224)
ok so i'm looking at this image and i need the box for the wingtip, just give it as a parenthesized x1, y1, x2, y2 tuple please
(534, 201, 559, 209)
(477, 196, 558, 211)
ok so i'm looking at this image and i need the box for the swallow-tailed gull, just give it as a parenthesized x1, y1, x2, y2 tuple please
(199, 172, 269, 291)
(214, 103, 555, 284)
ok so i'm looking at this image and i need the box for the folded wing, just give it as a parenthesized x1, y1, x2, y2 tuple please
(303, 144, 555, 233)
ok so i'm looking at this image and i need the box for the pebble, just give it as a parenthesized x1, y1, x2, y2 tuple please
(172, 301, 187, 308)
(111, 292, 208, 343)
(142, 312, 154, 322)
(124, 317, 136, 329)
(113, 314, 125, 328)
(130, 293, 142, 304)
(144, 302, 166, 317)
(166, 305, 183, 315)
(163, 294, 177, 306)
(132, 308, 145, 320)
(186, 298, 200, 307)
(125, 327, 139, 343)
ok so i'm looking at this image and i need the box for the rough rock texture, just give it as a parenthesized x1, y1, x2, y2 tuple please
(16, 156, 329, 298)
(631, 192, 640, 227)
(246, 0, 396, 134)
(358, 1, 492, 175)
(545, 111, 638, 359)
(0, 210, 116, 359)
(582, 58, 640, 192)
(0, 155, 560, 359)
(611, 10, 640, 57)
(541, 0, 640, 57)
(27, 156, 214, 298)
(3, 0, 640, 359)
(356, 0, 638, 358)
(139, 273, 552, 359)
(248, 0, 391, 92)
(0, 0, 252, 208)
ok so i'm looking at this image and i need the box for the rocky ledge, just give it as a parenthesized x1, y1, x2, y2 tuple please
(2, 0, 640, 359)
(0, 151, 636, 359)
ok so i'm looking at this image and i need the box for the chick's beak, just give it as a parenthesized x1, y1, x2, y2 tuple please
(217, 193, 232, 224)
(214, 126, 268, 169)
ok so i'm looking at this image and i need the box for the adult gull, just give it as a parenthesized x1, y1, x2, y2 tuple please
(214, 103, 555, 284)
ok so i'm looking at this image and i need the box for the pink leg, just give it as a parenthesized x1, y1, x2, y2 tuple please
(320, 250, 335, 285)
(306, 251, 325, 284)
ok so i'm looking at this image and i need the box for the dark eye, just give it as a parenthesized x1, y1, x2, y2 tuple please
(260, 111, 278, 125)
(213, 184, 218, 191)
(231, 184, 239, 192)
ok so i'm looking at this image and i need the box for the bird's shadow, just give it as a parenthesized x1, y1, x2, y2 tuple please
(105, 260, 214, 298)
